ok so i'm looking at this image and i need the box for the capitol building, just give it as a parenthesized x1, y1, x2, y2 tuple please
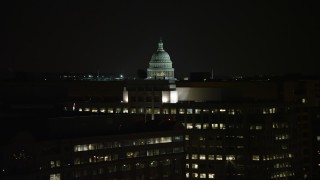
(147, 38, 175, 80)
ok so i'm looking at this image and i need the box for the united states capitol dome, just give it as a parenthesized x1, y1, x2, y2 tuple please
(147, 38, 175, 79)
(150, 40, 171, 62)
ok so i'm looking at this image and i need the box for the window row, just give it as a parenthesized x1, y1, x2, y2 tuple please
(186, 172, 215, 179)
(74, 136, 183, 152)
(76, 107, 244, 115)
(272, 122, 289, 129)
(74, 147, 184, 165)
(73, 159, 172, 178)
(274, 134, 289, 140)
(273, 162, 291, 169)
(187, 154, 236, 161)
(184, 123, 226, 130)
(270, 171, 295, 178)
(254, 153, 293, 161)
(262, 108, 276, 114)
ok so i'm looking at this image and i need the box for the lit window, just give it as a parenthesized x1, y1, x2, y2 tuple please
(208, 155, 214, 160)
(219, 109, 226, 112)
(212, 124, 219, 129)
(186, 164, 189, 168)
(179, 108, 185, 114)
(212, 109, 218, 114)
(203, 123, 209, 129)
(146, 108, 152, 114)
(302, 98, 306, 103)
(50, 173, 61, 180)
(170, 108, 176, 114)
(127, 152, 134, 158)
(91, 108, 98, 113)
(270, 108, 276, 114)
(252, 155, 260, 161)
(99, 108, 106, 113)
(199, 154, 206, 160)
(74, 144, 89, 152)
(216, 155, 223, 160)
(104, 155, 111, 161)
(50, 161, 55, 168)
(195, 123, 201, 129)
(200, 173, 206, 178)
(138, 108, 144, 113)
(263, 108, 268, 114)
(130, 108, 136, 113)
(154, 138, 161, 144)
(154, 108, 160, 114)
(186, 154, 189, 159)
(123, 108, 128, 113)
(203, 109, 209, 113)
(220, 123, 226, 129)
(186, 123, 193, 129)
(84, 108, 90, 112)
(89, 144, 96, 150)
(275, 134, 289, 140)
(107, 108, 113, 113)
(272, 123, 277, 128)
(208, 173, 215, 178)
(187, 108, 193, 114)
(226, 155, 235, 161)
(52, 160, 60, 168)
(228, 109, 235, 115)
(185, 135, 189, 140)
(163, 108, 169, 114)
(192, 173, 198, 178)
(162, 96, 168, 103)
(78, 108, 82, 112)
(195, 109, 201, 114)
(192, 163, 198, 169)
(160, 137, 172, 143)
(186, 172, 189, 178)
(192, 154, 198, 160)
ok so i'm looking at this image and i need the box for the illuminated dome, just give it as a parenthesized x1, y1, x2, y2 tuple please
(147, 38, 174, 79)
(150, 42, 171, 63)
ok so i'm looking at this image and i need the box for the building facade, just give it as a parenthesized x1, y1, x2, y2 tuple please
(1, 115, 185, 180)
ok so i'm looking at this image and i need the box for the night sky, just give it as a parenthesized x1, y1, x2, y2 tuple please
(1, 1, 319, 78)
